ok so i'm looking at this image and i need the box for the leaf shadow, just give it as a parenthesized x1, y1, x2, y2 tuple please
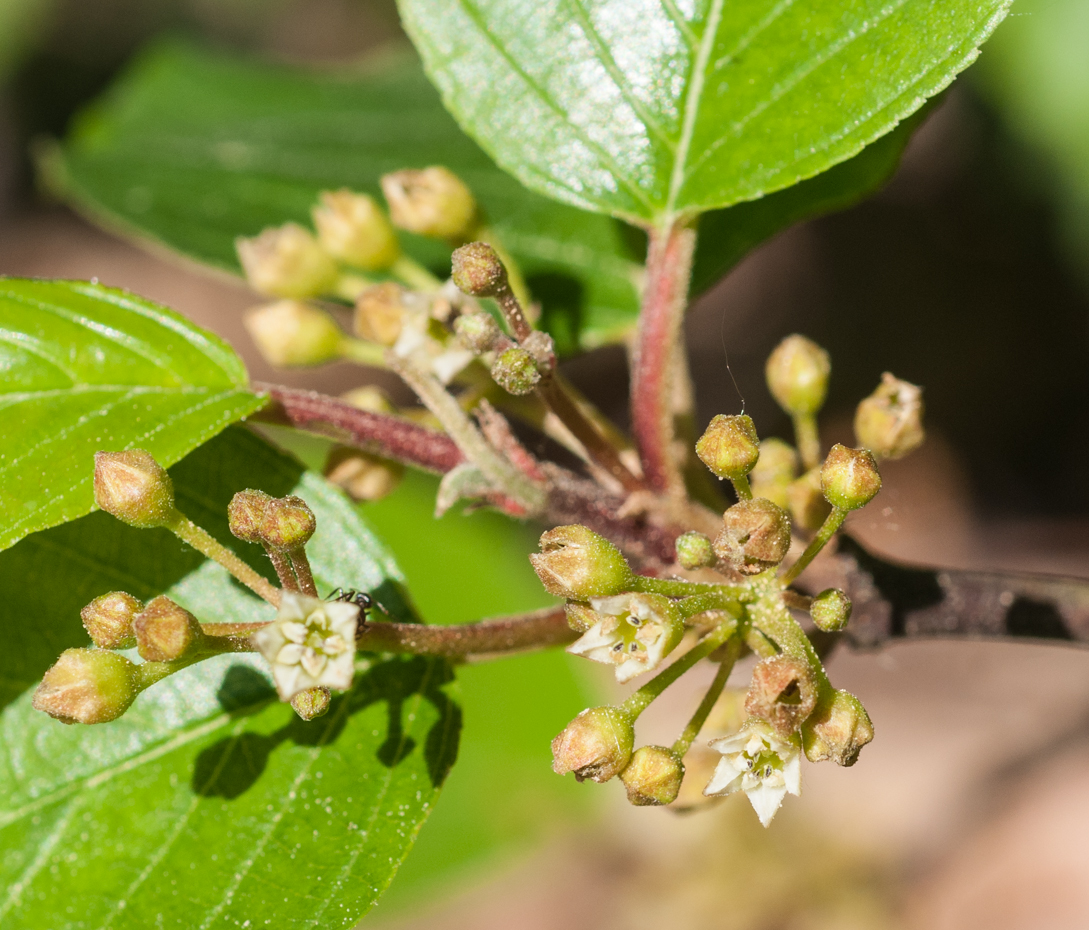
(191, 656, 460, 801)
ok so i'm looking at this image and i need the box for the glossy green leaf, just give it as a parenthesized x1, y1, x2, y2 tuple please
(0, 426, 459, 929)
(399, 0, 1012, 225)
(0, 278, 264, 553)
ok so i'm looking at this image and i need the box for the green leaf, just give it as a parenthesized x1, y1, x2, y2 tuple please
(398, 0, 1013, 225)
(0, 278, 264, 552)
(0, 426, 459, 929)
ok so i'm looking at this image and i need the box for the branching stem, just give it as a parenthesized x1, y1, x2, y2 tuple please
(672, 636, 741, 756)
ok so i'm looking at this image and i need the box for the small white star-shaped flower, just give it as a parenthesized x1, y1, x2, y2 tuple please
(567, 593, 684, 684)
(253, 592, 359, 701)
(703, 719, 802, 827)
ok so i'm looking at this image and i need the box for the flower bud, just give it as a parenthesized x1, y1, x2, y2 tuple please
(228, 489, 273, 544)
(353, 282, 408, 346)
(380, 166, 478, 241)
(325, 448, 403, 502)
(802, 690, 874, 767)
(244, 300, 345, 367)
(713, 498, 791, 575)
(134, 595, 203, 662)
(33, 648, 139, 725)
(290, 686, 332, 721)
(749, 438, 798, 508)
(821, 444, 882, 511)
(530, 525, 633, 600)
(675, 530, 715, 570)
(522, 330, 556, 369)
(565, 602, 601, 633)
(491, 346, 540, 395)
(340, 385, 395, 413)
(551, 706, 634, 783)
(236, 222, 338, 298)
(93, 450, 176, 528)
(453, 311, 503, 354)
(744, 655, 819, 737)
(854, 372, 925, 460)
(451, 241, 507, 297)
(312, 190, 399, 270)
(81, 591, 142, 649)
(695, 414, 760, 482)
(786, 466, 832, 531)
(766, 334, 830, 417)
(620, 745, 684, 806)
(810, 588, 852, 632)
(260, 495, 316, 551)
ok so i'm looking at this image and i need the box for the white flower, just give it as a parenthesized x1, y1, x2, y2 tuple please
(567, 593, 683, 684)
(704, 720, 802, 827)
(253, 592, 359, 701)
(391, 303, 473, 385)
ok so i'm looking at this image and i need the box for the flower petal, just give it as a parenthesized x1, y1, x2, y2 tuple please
(704, 756, 745, 797)
(746, 780, 788, 827)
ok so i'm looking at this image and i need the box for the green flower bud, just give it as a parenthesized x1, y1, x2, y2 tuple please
(786, 466, 832, 531)
(80, 591, 142, 649)
(353, 282, 407, 347)
(491, 346, 540, 395)
(530, 525, 633, 600)
(713, 498, 792, 575)
(236, 222, 338, 298)
(260, 495, 316, 551)
(290, 687, 332, 721)
(325, 448, 404, 502)
(821, 444, 882, 511)
(453, 311, 503, 354)
(134, 595, 202, 662)
(766, 334, 831, 417)
(33, 648, 138, 725)
(380, 166, 478, 241)
(749, 438, 799, 508)
(565, 602, 601, 633)
(451, 241, 507, 297)
(744, 655, 819, 737)
(244, 300, 345, 367)
(802, 690, 874, 767)
(227, 489, 273, 544)
(810, 588, 852, 632)
(675, 530, 715, 570)
(93, 450, 176, 528)
(620, 745, 685, 806)
(312, 189, 400, 271)
(854, 372, 925, 460)
(695, 414, 760, 481)
(551, 706, 634, 783)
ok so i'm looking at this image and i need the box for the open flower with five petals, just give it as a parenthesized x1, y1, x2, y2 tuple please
(703, 719, 802, 826)
(567, 593, 684, 684)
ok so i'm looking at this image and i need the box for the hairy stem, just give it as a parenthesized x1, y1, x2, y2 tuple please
(781, 507, 847, 586)
(793, 414, 821, 471)
(672, 637, 741, 756)
(167, 514, 281, 606)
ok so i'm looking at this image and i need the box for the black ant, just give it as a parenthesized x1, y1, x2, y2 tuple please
(327, 588, 387, 625)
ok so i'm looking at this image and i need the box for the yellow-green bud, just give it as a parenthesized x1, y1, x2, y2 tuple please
(551, 706, 634, 783)
(491, 346, 540, 395)
(312, 189, 399, 270)
(802, 690, 873, 767)
(325, 448, 404, 502)
(564, 602, 601, 633)
(620, 745, 685, 806)
(695, 414, 760, 481)
(744, 655, 819, 737)
(713, 498, 791, 575)
(786, 466, 832, 531)
(80, 591, 142, 649)
(766, 334, 831, 417)
(33, 648, 139, 725)
(530, 525, 633, 600)
(453, 311, 503, 354)
(854, 372, 925, 460)
(236, 222, 338, 298)
(133, 595, 202, 662)
(380, 166, 478, 241)
(260, 495, 316, 550)
(675, 531, 715, 570)
(749, 438, 799, 508)
(451, 241, 507, 297)
(93, 450, 176, 528)
(821, 444, 882, 510)
(353, 282, 407, 347)
(340, 385, 395, 413)
(244, 300, 345, 367)
(811, 588, 852, 632)
(291, 686, 332, 721)
(227, 489, 273, 544)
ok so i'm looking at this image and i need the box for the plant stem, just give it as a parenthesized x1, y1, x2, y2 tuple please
(793, 413, 821, 471)
(631, 575, 746, 599)
(340, 337, 387, 367)
(780, 506, 847, 586)
(265, 547, 299, 591)
(631, 218, 697, 495)
(167, 514, 281, 606)
(732, 475, 753, 501)
(288, 548, 318, 596)
(391, 255, 441, 291)
(672, 636, 741, 757)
